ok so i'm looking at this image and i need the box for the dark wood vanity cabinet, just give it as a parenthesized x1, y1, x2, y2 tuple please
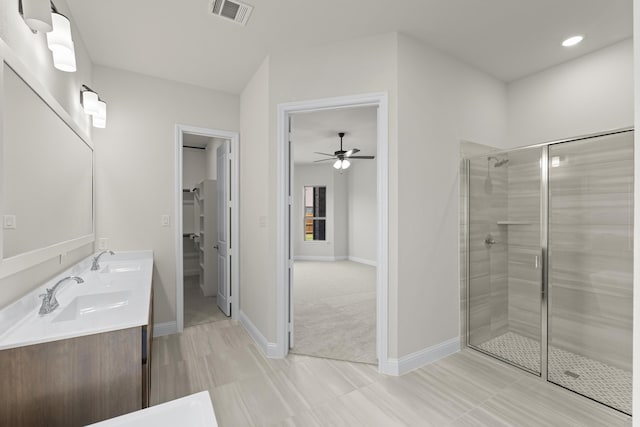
(0, 288, 154, 427)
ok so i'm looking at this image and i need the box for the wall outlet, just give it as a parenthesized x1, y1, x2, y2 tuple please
(161, 215, 170, 227)
(3, 214, 16, 230)
(98, 238, 109, 250)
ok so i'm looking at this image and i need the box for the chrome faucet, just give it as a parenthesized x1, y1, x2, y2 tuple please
(91, 250, 115, 271)
(38, 276, 84, 315)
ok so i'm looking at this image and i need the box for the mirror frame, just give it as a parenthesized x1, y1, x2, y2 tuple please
(0, 40, 95, 279)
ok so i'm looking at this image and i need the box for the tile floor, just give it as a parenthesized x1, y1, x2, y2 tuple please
(151, 319, 631, 426)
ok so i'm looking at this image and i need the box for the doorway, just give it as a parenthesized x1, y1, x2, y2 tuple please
(289, 107, 378, 364)
(175, 125, 239, 332)
(276, 93, 390, 371)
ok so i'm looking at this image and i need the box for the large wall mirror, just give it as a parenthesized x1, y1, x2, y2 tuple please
(0, 47, 94, 278)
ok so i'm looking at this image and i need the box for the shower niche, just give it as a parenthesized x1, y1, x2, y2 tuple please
(465, 129, 633, 415)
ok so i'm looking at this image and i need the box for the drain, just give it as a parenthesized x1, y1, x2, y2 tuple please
(564, 370, 580, 379)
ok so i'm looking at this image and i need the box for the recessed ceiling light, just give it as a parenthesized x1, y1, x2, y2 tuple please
(562, 35, 584, 47)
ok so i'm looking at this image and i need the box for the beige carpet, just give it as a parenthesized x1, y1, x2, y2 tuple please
(290, 260, 377, 364)
(184, 275, 228, 328)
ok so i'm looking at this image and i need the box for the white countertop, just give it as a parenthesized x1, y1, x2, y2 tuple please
(87, 391, 218, 427)
(0, 250, 153, 350)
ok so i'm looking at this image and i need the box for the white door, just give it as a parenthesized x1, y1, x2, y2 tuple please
(216, 140, 231, 316)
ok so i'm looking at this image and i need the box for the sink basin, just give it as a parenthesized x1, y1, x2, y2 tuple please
(53, 291, 131, 323)
(100, 262, 141, 274)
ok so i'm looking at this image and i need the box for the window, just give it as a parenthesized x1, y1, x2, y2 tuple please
(304, 186, 326, 241)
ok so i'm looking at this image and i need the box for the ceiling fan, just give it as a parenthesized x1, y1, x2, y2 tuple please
(314, 132, 375, 170)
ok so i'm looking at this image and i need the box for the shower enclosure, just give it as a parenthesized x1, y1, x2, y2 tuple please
(465, 129, 633, 415)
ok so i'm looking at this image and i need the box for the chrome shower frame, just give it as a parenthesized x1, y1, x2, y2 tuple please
(463, 126, 633, 381)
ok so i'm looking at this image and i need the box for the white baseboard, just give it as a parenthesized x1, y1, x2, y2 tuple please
(379, 336, 460, 376)
(239, 310, 280, 358)
(293, 255, 347, 262)
(153, 321, 178, 337)
(348, 256, 377, 267)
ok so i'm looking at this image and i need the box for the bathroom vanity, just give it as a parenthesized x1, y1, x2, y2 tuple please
(0, 251, 154, 427)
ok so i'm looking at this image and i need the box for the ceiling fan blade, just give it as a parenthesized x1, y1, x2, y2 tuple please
(313, 158, 335, 162)
(345, 148, 360, 157)
(349, 155, 375, 159)
(314, 152, 335, 157)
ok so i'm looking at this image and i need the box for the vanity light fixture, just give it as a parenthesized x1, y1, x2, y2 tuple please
(562, 35, 584, 47)
(81, 85, 107, 128)
(19, 0, 52, 33)
(46, 8, 76, 72)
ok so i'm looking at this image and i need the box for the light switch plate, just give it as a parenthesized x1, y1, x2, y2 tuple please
(161, 215, 170, 227)
(3, 214, 16, 229)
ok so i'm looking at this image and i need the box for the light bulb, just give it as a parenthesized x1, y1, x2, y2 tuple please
(47, 13, 76, 72)
(82, 90, 100, 115)
(333, 160, 342, 169)
(341, 159, 351, 169)
(562, 35, 584, 47)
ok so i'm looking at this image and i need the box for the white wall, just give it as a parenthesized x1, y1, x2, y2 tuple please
(238, 33, 398, 344)
(396, 33, 508, 356)
(334, 171, 348, 259)
(0, 0, 95, 307)
(292, 164, 347, 260)
(507, 39, 633, 146)
(182, 147, 207, 190)
(93, 66, 239, 325)
(239, 57, 272, 338)
(347, 160, 377, 264)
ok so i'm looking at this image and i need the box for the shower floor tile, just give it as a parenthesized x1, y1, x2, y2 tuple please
(477, 331, 631, 415)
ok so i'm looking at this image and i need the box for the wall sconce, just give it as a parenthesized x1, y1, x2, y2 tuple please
(46, 11, 76, 72)
(19, 0, 52, 33)
(81, 85, 107, 128)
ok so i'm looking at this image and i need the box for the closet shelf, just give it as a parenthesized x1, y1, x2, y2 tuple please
(496, 221, 534, 225)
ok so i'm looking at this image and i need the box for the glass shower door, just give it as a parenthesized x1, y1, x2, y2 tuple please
(468, 147, 543, 374)
(547, 131, 633, 414)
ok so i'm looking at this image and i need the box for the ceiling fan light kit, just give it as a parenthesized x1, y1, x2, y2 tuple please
(314, 132, 375, 170)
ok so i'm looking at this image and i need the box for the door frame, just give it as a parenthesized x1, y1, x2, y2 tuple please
(276, 92, 390, 371)
(175, 124, 240, 332)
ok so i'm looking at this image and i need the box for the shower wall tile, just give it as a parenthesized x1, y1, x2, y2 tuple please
(506, 149, 542, 341)
(548, 132, 633, 371)
(467, 158, 508, 346)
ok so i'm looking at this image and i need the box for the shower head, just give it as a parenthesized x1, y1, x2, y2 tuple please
(488, 156, 509, 167)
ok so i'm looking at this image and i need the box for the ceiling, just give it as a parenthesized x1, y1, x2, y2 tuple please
(291, 107, 377, 165)
(66, 0, 632, 95)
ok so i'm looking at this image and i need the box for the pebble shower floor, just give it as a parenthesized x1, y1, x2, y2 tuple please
(477, 331, 631, 415)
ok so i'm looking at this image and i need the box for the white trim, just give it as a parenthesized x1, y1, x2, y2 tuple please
(239, 310, 281, 358)
(153, 321, 178, 337)
(174, 124, 240, 334)
(293, 255, 347, 262)
(277, 92, 390, 373)
(348, 256, 377, 267)
(379, 337, 460, 376)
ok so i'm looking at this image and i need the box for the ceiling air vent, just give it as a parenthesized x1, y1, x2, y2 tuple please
(209, 0, 253, 26)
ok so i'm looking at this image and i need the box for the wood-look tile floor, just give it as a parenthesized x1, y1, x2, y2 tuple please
(151, 320, 632, 426)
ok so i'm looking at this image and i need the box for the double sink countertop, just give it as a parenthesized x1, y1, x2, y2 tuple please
(0, 250, 153, 350)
